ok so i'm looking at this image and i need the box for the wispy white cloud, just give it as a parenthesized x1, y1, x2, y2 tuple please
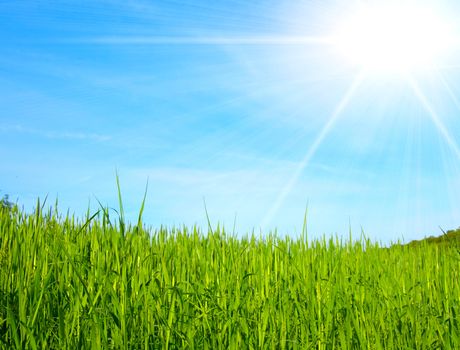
(0, 124, 111, 142)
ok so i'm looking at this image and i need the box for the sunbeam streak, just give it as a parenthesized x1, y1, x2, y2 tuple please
(260, 69, 367, 230)
(439, 73, 460, 113)
(407, 76, 460, 161)
(73, 35, 334, 45)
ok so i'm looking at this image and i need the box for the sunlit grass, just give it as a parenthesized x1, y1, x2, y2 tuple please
(0, 196, 459, 349)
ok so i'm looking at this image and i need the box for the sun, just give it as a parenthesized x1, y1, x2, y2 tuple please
(334, 3, 454, 75)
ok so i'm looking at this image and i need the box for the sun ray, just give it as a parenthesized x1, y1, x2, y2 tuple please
(439, 73, 460, 113)
(260, 69, 367, 230)
(406, 75, 460, 161)
(75, 35, 333, 45)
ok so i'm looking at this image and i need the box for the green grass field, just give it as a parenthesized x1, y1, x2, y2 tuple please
(1, 198, 459, 349)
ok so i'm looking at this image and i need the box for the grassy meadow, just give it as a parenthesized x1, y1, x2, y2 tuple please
(0, 198, 459, 349)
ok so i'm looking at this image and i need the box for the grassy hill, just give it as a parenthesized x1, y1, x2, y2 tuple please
(407, 227, 460, 247)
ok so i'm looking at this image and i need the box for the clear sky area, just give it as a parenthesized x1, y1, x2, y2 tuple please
(1, 0, 460, 243)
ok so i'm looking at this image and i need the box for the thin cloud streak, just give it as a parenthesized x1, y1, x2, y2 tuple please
(0, 124, 111, 142)
(260, 69, 367, 230)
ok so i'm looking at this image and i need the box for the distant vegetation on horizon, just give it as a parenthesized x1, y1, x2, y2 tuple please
(405, 227, 460, 247)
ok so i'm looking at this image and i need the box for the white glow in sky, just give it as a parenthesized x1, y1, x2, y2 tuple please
(334, 3, 454, 74)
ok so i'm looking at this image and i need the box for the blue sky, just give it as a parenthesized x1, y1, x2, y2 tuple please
(1, 0, 460, 243)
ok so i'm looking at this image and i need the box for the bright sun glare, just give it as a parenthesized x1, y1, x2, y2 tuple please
(335, 3, 453, 74)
